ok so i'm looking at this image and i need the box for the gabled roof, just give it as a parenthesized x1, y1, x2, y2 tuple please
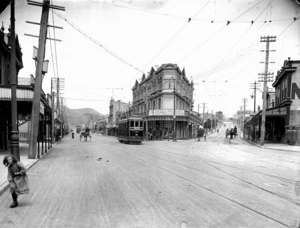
(132, 79, 139, 90)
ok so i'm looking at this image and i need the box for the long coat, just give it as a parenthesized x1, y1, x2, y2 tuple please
(7, 162, 30, 195)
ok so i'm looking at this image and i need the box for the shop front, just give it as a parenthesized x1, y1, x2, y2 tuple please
(245, 106, 288, 143)
(145, 110, 192, 140)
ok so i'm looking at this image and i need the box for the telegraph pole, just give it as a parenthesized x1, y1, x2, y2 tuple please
(202, 103, 207, 125)
(250, 81, 260, 113)
(243, 98, 247, 138)
(27, 0, 64, 158)
(259, 36, 276, 146)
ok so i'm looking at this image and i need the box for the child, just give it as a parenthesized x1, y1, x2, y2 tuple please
(3, 155, 30, 208)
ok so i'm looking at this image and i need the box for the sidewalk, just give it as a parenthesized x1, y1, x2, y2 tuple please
(243, 136, 300, 153)
(0, 141, 55, 196)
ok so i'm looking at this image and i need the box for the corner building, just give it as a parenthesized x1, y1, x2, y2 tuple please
(132, 63, 201, 140)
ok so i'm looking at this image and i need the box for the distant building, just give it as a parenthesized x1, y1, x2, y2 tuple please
(107, 98, 130, 136)
(245, 58, 300, 145)
(131, 63, 201, 140)
(96, 117, 108, 135)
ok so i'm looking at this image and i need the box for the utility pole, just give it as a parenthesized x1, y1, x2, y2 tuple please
(10, 0, 19, 161)
(259, 36, 276, 146)
(243, 98, 247, 138)
(201, 103, 207, 126)
(250, 81, 260, 113)
(172, 78, 177, 142)
(27, 0, 64, 159)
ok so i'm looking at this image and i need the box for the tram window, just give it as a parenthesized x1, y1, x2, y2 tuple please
(135, 121, 139, 127)
(130, 121, 134, 128)
(140, 121, 143, 127)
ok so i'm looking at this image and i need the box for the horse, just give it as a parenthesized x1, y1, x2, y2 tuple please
(80, 131, 91, 141)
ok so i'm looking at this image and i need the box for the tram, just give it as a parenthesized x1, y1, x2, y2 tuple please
(117, 116, 144, 144)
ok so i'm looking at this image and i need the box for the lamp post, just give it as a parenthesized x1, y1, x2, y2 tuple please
(169, 77, 177, 142)
(10, 0, 20, 161)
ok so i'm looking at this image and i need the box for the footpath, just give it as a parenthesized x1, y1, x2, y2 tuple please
(0, 141, 57, 196)
(239, 131, 300, 153)
(247, 140, 300, 153)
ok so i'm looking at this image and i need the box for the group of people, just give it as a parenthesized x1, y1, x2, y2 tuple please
(225, 126, 237, 139)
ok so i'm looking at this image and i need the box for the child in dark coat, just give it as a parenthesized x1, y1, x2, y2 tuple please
(3, 155, 30, 208)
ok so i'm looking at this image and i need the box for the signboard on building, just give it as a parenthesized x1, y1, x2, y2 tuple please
(148, 110, 185, 116)
(266, 107, 286, 116)
(237, 110, 252, 115)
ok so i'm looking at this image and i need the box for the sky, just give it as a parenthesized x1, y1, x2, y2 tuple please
(1, 0, 300, 117)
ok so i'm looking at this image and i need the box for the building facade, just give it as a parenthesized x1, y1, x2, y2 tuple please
(0, 25, 53, 155)
(107, 98, 130, 135)
(132, 63, 201, 140)
(244, 58, 300, 145)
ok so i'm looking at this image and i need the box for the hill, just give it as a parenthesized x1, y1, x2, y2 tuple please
(65, 107, 107, 129)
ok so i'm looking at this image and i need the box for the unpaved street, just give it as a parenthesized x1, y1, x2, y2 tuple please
(0, 126, 299, 228)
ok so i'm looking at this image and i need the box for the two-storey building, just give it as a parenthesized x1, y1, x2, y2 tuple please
(244, 58, 300, 145)
(132, 63, 201, 140)
(271, 58, 300, 144)
(0, 25, 53, 154)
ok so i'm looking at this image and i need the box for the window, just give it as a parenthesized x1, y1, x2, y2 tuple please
(130, 121, 134, 127)
(135, 121, 139, 127)
(158, 98, 161, 109)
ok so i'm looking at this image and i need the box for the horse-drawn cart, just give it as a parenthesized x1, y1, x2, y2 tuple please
(80, 131, 91, 142)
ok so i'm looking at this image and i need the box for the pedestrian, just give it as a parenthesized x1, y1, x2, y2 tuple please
(3, 155, 30, 208)
(230, 128, 234, 139)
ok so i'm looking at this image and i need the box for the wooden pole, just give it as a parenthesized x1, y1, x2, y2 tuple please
(28, 0, 50, 159)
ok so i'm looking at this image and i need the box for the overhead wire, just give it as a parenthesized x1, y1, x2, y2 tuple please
(92, 0, 186, 20)
(53, 11, 144, 74)
(277, 18, 298, 37)
(50, 1, 60, 80)
(199, 0, 274, 81)
(114, 0, 212, 99)
(93, 0, 297, 24)
(178, 0, 268, 64)
(141, 0, 211, 71)
(47, 29, 57, 79)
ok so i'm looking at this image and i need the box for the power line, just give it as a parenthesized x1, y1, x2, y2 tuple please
(191, 1, 273, 81)
(141, 0, 211, 71)
(92, 0, 186, 20)
(53, 11, 144, 74)
(115, 0, 212, 99)
(48, 29, 57, 78)
(92, 0, 297, 25)
(277, 18, 298, 37)
(50, 4, 59, 79)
